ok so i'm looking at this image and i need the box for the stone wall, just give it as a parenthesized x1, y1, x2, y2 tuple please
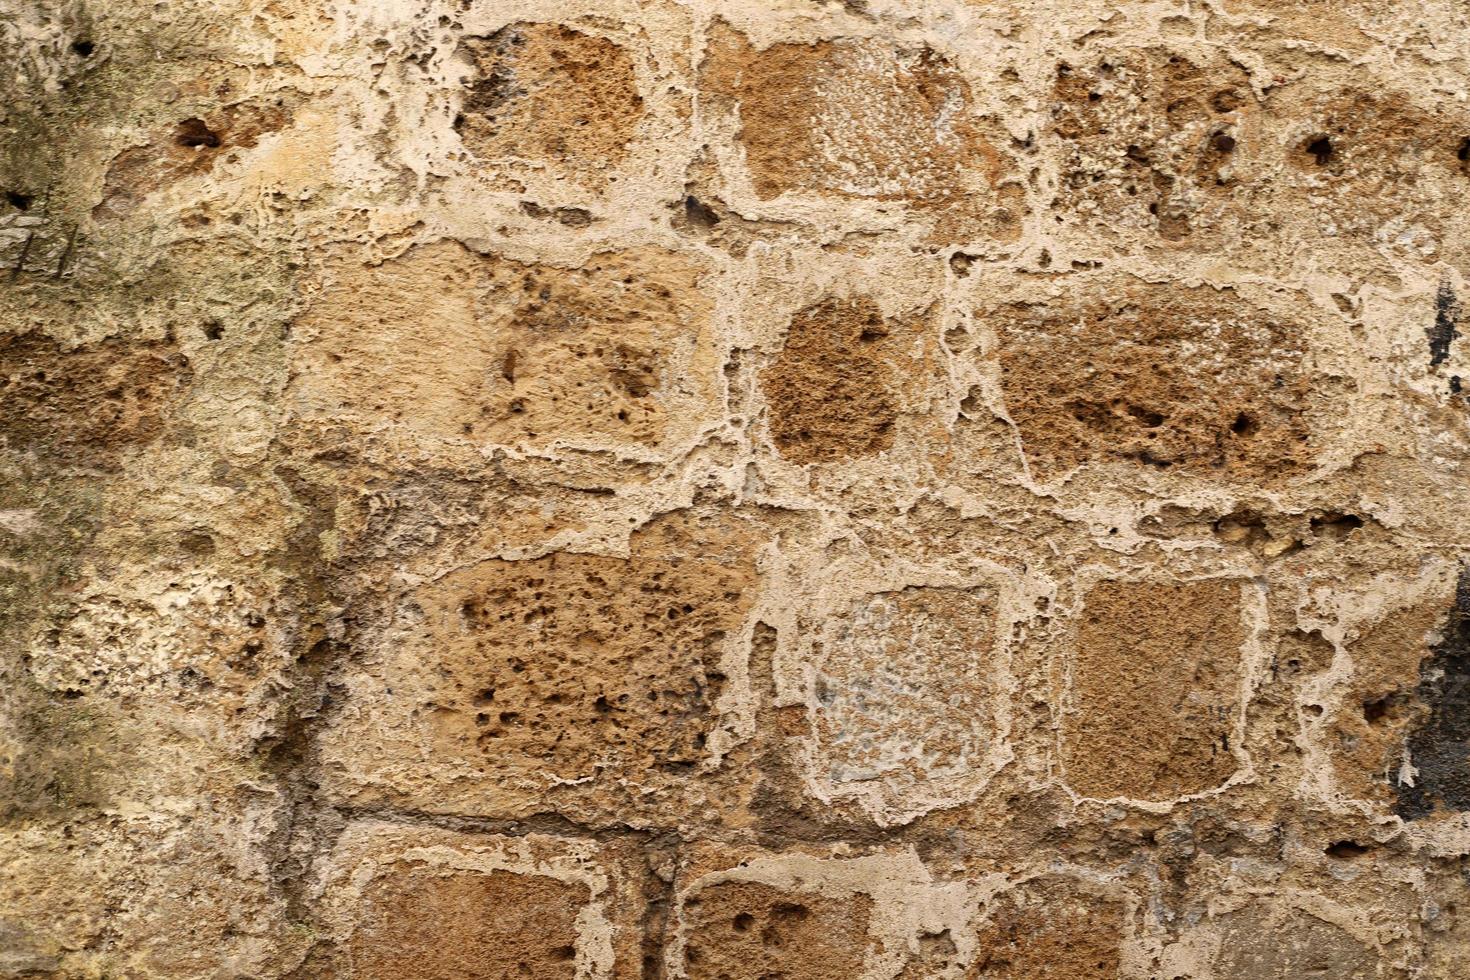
(3, 1, 1470, 977)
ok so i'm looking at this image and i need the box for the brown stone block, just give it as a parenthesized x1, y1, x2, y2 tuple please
(317, 509, 764, 817)
(1206, 899, 1377, 979)
(970, 874, 1126, 979)
(1261, 86, 1470, 262)
(312, 822, 640, 980)
(671, 847, 966, 980)
(989, 282, 1325, 483)
(1059, 578, 1251, 801)
(1047, 46, 1470, 263)
(701, 25, 1022, 244)
(0, 330, 192, 471)
(1326, 597, 1446, 806)
(1048, 48, 1256, 247)
(93, 93, 302, 220)
(287, 240, 722, 453)
(683, 880, 875, 980)
(456, 23, 645, 189)
(761, 296, 933, 465)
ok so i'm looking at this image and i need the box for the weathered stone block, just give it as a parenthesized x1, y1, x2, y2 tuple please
(0, 330, 191, 470)
(672, 848, 962, 980)
(312, 822, 631, 980)
(761, 296, 930, 465)
(1209, 901, 1375, 980)
(1049, 48, 1254, 247)
(682, 880, 874, 980)
(1060, 578, 1248, 800)
(990, 283, 1322, 482)
(457, 23, 645, 188)
(806, 585, 1007, 822)
(970, 875, 1126, 979)
(94, 94, 301, 220)
(1326, 597, 1445, 806)
(317, 510, 762, 815)
(701, 25, 1022, 243)
(288, 241, 721, 453)
(1048, 46, 1470, 263)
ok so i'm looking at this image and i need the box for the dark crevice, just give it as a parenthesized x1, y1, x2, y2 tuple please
(175, 118, 222, 148)
(1325, 840, 1370, 860)
(1429, 281, 1461, 368)
(1395, 567, 1470, 820)
(1306, 135, 1333, 166)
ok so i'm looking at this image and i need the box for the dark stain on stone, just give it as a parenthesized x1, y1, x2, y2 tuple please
(1428, 281, 1461, 368)
(1395, 567, 1470, 820)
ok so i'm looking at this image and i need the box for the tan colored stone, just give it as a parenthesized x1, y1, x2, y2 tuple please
(761, 296, 931, 465)
(1328, 598, 1446, 804)
(702, 24, 1022, 243)
(1060, 578, 1246, 800)
(970, 876, 1125, 980)
(807, 585, 1004, 818)
(288, 241, 721, 452)
(0, 330, 192, 471)
(681, 880, 876, 980)
(313, 822, 636, 980)
(317, 510, 763, 814)
(1210, 902, 1375, 979)
(990, 283, 1322, 482)
(94, 94, 301, 220)
(457, 23, 645, 187)
(1049, 49, 1254, 246)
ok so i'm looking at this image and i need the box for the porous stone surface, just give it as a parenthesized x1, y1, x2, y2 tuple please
(4, 1, 1470, 978)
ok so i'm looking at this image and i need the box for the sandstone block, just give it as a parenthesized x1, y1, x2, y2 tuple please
(701, 25, 1022, 244)
(1059, 578, 1249, 801)
(0, 330, 191, 471)
(1325, 598, 1445, 806)
(672, 848, 963, 980)
(457, 23, 645, 189)
(1208, 901, 1375, 979)
(682, 880, 874, 980)
(288, 241, 722, 454)
(312, 821, 634, 980)
(317, 510, 763, 816)
(970, 874, 1126, 979)
(990, 283, 1323, 482)
(94, 94, 300, 220)
(805, 585, 1007, 823)
(1048, 46, 1470, 264)
(761, 296, 931, 465)
(1049, 48, 1254, 246)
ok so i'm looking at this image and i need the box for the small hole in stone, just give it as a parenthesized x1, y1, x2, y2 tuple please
(1212, 132, 1236, 152)
(1325, 840, 1370, 860)
(202, 321, 224, 341)
(1362, 694, 1395, 724)
(1306, 136, 1333, 166)
(1458, 138, 1470, 163)
(550, 946, 576, 962)
(176, 118, 221, 148)
(71, 39, 95, 56)
(1230, 413, 1257, 436)
(733, 913, 755, 932)
(5, 191, 31, 210)
(683, 195, 720, 228)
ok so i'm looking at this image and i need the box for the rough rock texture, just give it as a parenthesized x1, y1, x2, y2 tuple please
(4, 1, 1470, 978)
